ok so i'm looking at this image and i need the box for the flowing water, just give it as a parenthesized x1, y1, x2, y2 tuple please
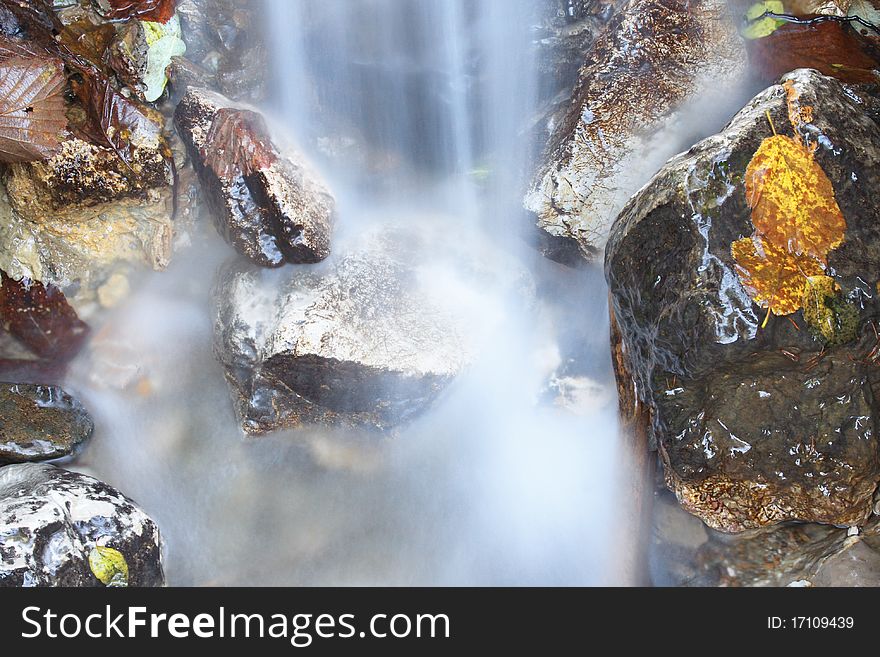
(64, 0, 629, 585)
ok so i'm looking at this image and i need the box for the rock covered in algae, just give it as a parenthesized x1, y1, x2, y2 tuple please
(525, 0, 747, 261)
(0, 383, 93, 464)
(605, 69, 880, 532)
(0, 463, 163, 586)
(174, 88, 335, 267)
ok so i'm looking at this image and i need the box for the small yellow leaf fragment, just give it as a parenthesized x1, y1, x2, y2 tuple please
(732, 235, 824, 317)
(745, 134, 846, 260)
(88, 546, 129, 587)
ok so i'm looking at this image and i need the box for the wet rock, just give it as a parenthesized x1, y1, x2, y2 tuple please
(810, 534, 880, 586)
(685, 518, 880, 586)
(0, 271, 89, 363)
(0, 123, 174, 305)
(649, 491, 710, 586)
(0, 463, 163, 586)
(0, 383, 93, 464)
(176, 0, 267, 102)
(693, 522, 849, 586)
(605, 69, 880, 532)
(108, 13, 187, 102)
(214, 227, 476, 434)
(174, 88, 334, 267)
(4, 134, 171, 222)
(0, 185, 172, 308)
(525, 0, 747, 261)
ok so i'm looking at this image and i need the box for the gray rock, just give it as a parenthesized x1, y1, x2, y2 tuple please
(174, 88, 334, 267)
(811, 536, 880, 587)
(0, 383, 93, 464)
(525, 0, 747, 261)
(605, 69, 880, 532)
(214, 228, 476, 434)
(0, 463, 163, 586)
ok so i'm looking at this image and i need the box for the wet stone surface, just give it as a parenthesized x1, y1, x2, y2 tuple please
(525, 0, 747, 261)
(175, 88, 335, 268)
(0, 383, 93, 464)
(606, 69, 880, 532)
(214, 229, 472, 434)
(0, 463, 163, 587)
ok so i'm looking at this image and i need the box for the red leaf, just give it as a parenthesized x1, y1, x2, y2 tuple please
(0, 271, 90, 362)
(104, 0, 177, 24)
(0, 54, 67, 162)
(203, 108, 278, 180)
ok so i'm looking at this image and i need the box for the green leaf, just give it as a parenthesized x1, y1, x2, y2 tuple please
(742, 1, 786, 40)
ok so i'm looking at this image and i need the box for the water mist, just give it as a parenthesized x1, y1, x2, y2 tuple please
(65, 0, 631, 585)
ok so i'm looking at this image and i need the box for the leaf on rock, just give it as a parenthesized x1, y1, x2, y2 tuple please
(203, 108, 278, 181)
(104, 0, 177, 24)
(0, 54, 67, 162)
(0, 271, 89, 362)
(88, 546, 129, 587)
(745, 133, 846, 260)
(57, 17, 117, 69)
(732, 235, 824, 317)
(72, 72, 166, 170)
(742, 1, 786, 39)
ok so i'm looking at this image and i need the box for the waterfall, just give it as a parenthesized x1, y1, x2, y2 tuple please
(65, 0, 626, 585)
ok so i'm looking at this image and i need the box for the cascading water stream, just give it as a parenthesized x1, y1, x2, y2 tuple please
(64, 0, 627, 585)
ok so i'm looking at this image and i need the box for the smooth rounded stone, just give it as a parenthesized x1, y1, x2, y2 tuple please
(174, 88, 335, 268)
(216, 257, 468, 434)
(524, 0, 747, 261)
(605, 69, 880, 532)
(0, 383, 93, 464)
(0, 463, 163, 586)
(214, 221, 527, 435)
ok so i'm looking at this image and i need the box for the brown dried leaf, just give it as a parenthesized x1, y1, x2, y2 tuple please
(203, 108, 278, 180)
(72, 72, 166, 170)
(732, 235, 825, 317)
(0, 54, 67, 162)
(745, 133, 846, 260)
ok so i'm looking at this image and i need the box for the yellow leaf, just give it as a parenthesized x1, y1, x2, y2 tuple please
(732, 235, 824, 317)
(88, 546, 129, 587)
(745, 134, 846, 260)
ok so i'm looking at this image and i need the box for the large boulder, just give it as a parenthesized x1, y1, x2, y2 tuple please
(525, 0, 747, 261)
(214, 228, 473, 434)
(0, 383, 93, 464)
(0, 463, 163, 586)
(606, 69, 880, 532)
(174, 88, 335, 268)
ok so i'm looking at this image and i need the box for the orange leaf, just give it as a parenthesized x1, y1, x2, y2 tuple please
(732, 235, 824, 317)
(744, 133, 846, 260)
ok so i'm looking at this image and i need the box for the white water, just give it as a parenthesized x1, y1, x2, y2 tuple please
(65, 0, 627, 585)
